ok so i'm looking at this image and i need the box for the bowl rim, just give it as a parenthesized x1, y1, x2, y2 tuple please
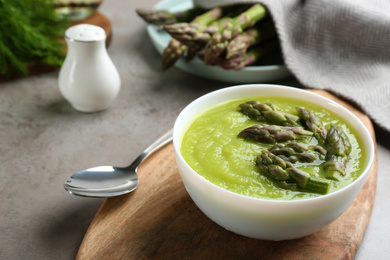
(173, 84, 375, 204)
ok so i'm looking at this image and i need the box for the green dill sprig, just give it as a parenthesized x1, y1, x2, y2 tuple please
(0, 0, 71, 77)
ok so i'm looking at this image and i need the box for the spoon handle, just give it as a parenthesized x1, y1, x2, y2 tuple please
(128, 130, 173, 170)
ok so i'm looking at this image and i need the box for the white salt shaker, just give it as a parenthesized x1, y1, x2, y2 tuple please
(59, 24, 120, 112)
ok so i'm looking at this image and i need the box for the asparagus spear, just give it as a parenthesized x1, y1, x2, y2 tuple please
(296, 107, 328, 143)
(179, 17, 234, 62)
(163, 16, 233, 47)
(186, 45, 203, 62)
(238, 125, 313, 144)
(269, 143, 326, 163)
(136, 7, 206, 25)
(163, 22, 209, 46)
(304, 177, 332, 195)
(238, 100, 300, 126)
(325, 125, 352, 157)
(161, 7, 223, 71)
(256, 149, 330, 194)
(276, 181, 298, 191)
(323, 125, 352, 180)
(203, 4, 268, 64)
(199, 38, 279, 70)
(162, 5, 250, 47)
(225, 19, 276, 59)
(295, 108, 352, 180)
(164, 14, 243, 62)
(256, 149, 290, 180)
(198, 46, 257, 70)
(323, 158, 348, 181)
(161, 38, 188, 71)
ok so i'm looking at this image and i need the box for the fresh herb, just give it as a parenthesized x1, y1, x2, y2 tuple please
(0, 0, 71, 77)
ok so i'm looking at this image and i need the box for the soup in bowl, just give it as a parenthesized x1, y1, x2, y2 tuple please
(173, 84, 374, 240)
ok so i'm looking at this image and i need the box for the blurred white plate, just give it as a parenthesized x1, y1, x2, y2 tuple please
(146, 0, 292, 83)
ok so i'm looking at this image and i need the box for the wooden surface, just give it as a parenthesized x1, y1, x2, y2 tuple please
(76, 90, 377, 260)
(0, 12, 112, 84)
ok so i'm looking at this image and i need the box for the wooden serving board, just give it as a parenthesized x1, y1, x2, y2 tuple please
(0, 12, 112, 84)
(76, 90, 377, 260)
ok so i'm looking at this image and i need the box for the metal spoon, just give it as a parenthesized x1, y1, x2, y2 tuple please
(64, 130, 173, 197)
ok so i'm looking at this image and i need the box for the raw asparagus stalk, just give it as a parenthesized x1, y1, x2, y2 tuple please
(198, 46, 257, 70)
(238, 125, 313, 144)
(256, 149, 330, 194)
(161, 38, 187, 71)
(136, 7, 206, 25)
(186, 45, 203, 61)
(182, 17, 234, 61)
(323, 125, 352, 180)
(199, 39, 279, 70)
(163, 22, 210, 46)
(296, 107, 328, 143)
(164, 14, 241, 62)
(162, 6, 250, 47)
(238, 100, 300, 126)
(163, 15, 234, 46)
(203, 4, 268, 64)
(225, 19, 276, 59)
(161, 7, 223, 71)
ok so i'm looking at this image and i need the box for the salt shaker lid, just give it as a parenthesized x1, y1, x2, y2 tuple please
(65, 24, 106, 43)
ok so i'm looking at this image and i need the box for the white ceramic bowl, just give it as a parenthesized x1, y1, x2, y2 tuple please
(173, 84, 375, 240)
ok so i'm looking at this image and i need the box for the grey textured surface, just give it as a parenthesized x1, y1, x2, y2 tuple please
(0, 0, 389, 259)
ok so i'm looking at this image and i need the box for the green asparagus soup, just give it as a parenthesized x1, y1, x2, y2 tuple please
(180, 96, 366, 200)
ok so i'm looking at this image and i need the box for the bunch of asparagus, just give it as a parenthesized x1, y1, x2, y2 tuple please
(136, 4, 280, 71)
(237, 101, 352, 194)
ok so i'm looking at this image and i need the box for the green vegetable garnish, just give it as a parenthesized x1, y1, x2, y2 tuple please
(0, 0, 71, 77)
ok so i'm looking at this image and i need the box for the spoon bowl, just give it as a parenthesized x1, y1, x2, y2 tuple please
(64, 130, 173, 197)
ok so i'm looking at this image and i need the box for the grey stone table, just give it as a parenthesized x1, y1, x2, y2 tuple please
(1, 0, 389, 259)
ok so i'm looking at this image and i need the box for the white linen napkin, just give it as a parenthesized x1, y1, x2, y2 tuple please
(193, 0, 390, 132)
